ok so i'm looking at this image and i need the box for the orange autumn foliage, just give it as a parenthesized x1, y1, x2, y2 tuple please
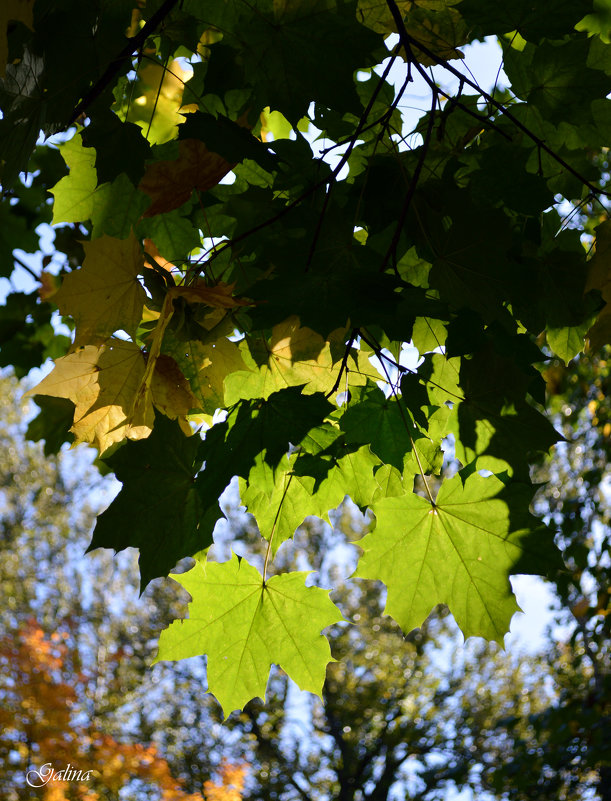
(0, 619, 246, 801)
(204, 761, 248, 801)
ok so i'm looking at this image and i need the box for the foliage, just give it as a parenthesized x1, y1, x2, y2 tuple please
(1, 0, 611, 713)
(467, 349, 611, 800)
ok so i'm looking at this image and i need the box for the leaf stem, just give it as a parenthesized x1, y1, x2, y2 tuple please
(376, 348, 436, 505)
(262, 468, 295, 584)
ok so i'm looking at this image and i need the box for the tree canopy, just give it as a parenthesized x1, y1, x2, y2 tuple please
(1, 0, 611, 716)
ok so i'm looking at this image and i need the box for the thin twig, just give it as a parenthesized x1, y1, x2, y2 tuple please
(380, 86, 438, 273)
(359, 326, 464, 403)
(13, 254, 39, 281)
(305, 50, 400, 270)
(326, 328, 359, 398)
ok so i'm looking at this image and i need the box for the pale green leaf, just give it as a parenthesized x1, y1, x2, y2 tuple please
(154, 554, 344, 716)
(355, 473, 557, 643)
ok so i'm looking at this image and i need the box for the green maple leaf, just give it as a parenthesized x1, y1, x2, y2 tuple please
(154, 554, 344, 716)
(231, 0, 382, 124)
(51, 134, 149, 232)
(90, 413, 210, 589)
(355, 472, 559, 643)
(197, 386, 333, 487)
(459, 0, 592, 42)
(26, 395, 75, 455)
(50, 134, 98, 224)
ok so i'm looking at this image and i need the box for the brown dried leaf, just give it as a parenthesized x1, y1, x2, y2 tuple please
(139, 139, 234, 217)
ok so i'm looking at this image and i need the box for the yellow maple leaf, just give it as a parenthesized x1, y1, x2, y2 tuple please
(54, 231, 146, 348)
(29, 340, 199, 453)
(163, 331, 248, 417)
(0, 0, 34, 78)
(28, 341, 151, 453)
(150, 354, 199, 418)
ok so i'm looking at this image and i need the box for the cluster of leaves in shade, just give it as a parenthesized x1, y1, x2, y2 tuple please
(2, 0, 611, 716)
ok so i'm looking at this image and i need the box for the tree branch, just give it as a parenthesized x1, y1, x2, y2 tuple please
(305, 49, 401, 271)
(380, 82, 438, 273)
(13, 254, 39, 281)
(326, 328, 359, 398)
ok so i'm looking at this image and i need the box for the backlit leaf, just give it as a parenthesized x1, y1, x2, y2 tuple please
(154, 554, 344, 716)
(27, 340, 151, 453)
(355, 473, 558, 643)
(139, 139, 235, 217)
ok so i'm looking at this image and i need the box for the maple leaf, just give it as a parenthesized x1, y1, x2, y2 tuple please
(26, 395, 75, 455)
(0, 0, 34, 78)
(4, 0, 603, 711)
(28, 341, 196, 453)
(447, 348, 561, 477)
(240, 442, 382, 554)
(150, 354, 199, 420)
(27, 341, 151, 452)
(162, 330, 247, 416)
(50, 136, 150, 233)
(50, 134, 98, 225)
(139, 140, 235, 217)
(154, 554, 344, 716)
(53, 231, 146, 347)
(126, 59, 198, 145)
(90, 413, 208, 589)
(355, 473, 559, 643)
(340, 385, 447, 475)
